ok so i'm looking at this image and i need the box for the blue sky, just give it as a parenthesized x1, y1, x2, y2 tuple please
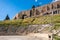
(0, 0, 56, 20)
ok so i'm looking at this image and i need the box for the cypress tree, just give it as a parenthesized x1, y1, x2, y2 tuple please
(5, 15, 10, 20)
(32, 5, 35, 8)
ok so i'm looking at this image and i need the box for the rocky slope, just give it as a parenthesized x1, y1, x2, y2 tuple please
(0, 14, 60, 35)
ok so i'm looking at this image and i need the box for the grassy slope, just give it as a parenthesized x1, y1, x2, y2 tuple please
(0, 14, 60, 30)
(53, 35, 60, 40)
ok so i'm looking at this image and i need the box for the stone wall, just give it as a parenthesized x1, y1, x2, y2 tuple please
(14, 1, 60, 19)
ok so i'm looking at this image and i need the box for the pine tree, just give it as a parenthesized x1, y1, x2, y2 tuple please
(5, 15, 10, 20)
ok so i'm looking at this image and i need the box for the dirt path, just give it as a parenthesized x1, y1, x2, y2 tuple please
(0, 35, 48, 40)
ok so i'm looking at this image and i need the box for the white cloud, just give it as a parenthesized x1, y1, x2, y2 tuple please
(35, 0, 37, 2)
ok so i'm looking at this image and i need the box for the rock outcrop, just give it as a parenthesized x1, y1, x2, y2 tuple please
(0, 24, 52, 35)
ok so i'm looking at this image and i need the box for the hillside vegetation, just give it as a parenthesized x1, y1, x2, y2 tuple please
(0, 14, 60, 30)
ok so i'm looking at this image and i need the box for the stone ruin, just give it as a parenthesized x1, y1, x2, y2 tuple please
(14, 1, 60, 19)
